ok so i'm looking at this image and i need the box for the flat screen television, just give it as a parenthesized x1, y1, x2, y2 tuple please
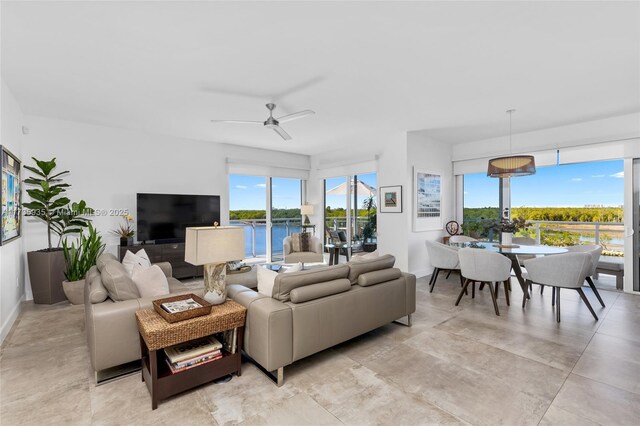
(137, 193, 221, 243)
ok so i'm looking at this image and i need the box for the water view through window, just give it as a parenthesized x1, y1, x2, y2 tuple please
(463, 159, 624, 255)
(229, 175, 302, 261)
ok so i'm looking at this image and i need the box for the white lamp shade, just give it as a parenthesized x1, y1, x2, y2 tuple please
(184, 226, 245, 265)
(300, 204, 314, 215)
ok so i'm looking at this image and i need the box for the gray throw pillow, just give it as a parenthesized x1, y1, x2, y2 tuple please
(100, 261, 140, 301)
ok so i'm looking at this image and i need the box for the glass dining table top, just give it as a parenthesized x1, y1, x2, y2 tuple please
(449, 241, 568, 256)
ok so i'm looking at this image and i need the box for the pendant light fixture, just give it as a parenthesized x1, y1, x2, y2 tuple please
(487, 109, 536, 178)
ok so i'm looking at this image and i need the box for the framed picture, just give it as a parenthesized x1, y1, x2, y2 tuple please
(379, 185, 402, 213)
(413, 168, 442, 232)
(1, 145, 22, 245)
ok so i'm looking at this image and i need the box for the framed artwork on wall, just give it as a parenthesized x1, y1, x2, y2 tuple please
(1, 145, 22, 245)
(413, 168, 442, 232)
(379, 185, 403, 213)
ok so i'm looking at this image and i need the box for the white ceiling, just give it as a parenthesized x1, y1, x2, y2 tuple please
(2, 1, 639, 155)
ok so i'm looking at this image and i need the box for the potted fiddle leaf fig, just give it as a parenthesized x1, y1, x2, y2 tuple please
(23, 157, 94, 304)
(62, 224, 105, 304)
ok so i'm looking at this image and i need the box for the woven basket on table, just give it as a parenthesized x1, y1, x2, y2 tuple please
(136, 300, 246, 351)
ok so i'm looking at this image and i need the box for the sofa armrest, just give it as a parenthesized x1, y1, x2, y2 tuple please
(154, 262, 173, 278)
(232, 288, 293, 372)
(86, 298, 144, 372)
(402, 272, 417, 315)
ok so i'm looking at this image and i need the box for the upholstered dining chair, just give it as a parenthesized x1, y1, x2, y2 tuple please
(425, 240, 462, 293)
(523, 252, 597, 322)
(449, 235, 478, 243)
(563, 244, 605, 307)
(456, 248, 511, 316)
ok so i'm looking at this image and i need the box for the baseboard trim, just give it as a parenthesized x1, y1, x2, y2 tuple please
(0, 294, 25, 345)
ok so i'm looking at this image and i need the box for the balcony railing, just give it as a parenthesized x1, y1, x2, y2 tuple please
(463, 219, 625, 255)
(230, 217, 302, 258)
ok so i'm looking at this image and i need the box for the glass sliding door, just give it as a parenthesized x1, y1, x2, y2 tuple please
(325, 176, 349, 243)
(270, 177, 302, 262)
(634, 159, 639, 291)
(353, 173, 377, 247)
(229, 175, 267, 260)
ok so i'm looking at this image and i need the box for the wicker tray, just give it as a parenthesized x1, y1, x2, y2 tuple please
(492, 244, 521, 249)
(153, 293, 212, 323)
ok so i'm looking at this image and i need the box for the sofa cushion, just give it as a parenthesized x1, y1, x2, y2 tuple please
(351, 250, 379, 262)
(272, 264, 350, 302)
(86, 266, 108, 304)
(96, 253, 118, 272)
(347, 254, 396, 284)
(257, 266, 278, 297)
(101, 260, 140, 301)
(290, 279, 351, 303)
(131, 264, 170, 298)
(357, 268, 402, 287)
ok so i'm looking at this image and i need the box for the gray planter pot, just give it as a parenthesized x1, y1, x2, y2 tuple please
(27, 250, 67, 304)
(62, 279, 85, 305)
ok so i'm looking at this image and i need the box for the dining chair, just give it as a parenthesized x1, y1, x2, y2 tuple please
(449, 235, 478, 243)
(563, 244, 605, 307)
(523, 252, 597, 322)
(456, 248, 511, 316)
(425, 240, 463, 293)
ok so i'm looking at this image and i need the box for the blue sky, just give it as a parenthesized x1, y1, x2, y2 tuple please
(464, 159, 624, 208)
(229, 175, 302, 210)
(229, 173, 377, 211)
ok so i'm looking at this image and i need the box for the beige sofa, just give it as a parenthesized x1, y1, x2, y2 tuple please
(84, 253, 199, 382)
(228, 254, 416, 386)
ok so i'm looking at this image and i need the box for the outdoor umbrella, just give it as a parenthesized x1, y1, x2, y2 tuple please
(326, 178, 377, 196)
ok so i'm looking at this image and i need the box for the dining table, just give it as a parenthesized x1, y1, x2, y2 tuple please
(449, 241, 568, 306)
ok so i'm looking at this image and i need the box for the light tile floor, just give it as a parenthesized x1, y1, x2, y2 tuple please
(1, 275, 640, 425)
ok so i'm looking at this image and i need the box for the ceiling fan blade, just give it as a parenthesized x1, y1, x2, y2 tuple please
(272, 125, 292, 140)
(210, 120, 262, 125)
(276, 110, 315, 123)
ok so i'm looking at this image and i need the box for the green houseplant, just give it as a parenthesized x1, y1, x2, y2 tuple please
(23, 157, 94, 304)
(62, 224, 105, 304)
(361, 195, 377, 252)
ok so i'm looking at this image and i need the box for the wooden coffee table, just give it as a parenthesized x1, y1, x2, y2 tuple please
(136, 300, 246, 409)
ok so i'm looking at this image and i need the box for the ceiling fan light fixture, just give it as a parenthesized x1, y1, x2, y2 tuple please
(487, 109, 536, 178)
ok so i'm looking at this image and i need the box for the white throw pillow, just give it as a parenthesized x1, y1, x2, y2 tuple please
(284, 262, 303, 273)
(257, 266, 278, 297)
(122, 249, 152, 276)
(351, 250, 379, 262)
(131, 264, 170, 298)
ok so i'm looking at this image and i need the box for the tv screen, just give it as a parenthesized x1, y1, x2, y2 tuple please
(137, 193, 221, 243)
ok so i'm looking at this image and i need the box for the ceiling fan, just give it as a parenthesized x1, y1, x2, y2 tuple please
(210, 103, 315, 141)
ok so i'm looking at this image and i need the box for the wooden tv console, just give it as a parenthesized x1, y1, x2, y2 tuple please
(119, 243, 203, 279)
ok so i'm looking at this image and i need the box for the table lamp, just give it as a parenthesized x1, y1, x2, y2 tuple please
(184, 225, 245, 305)
(300, 204, 314, 225)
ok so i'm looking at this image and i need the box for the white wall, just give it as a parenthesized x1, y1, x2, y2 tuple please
(0, 80, 26, 342)
(376, 132, 410, 271)
(20, 115, 309, 300)
(406, 132, 454, 278)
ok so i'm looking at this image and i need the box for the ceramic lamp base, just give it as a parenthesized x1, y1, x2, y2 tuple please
(203, 262, 227, 305)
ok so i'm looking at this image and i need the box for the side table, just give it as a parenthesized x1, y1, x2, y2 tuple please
(135, 300, 247, 409)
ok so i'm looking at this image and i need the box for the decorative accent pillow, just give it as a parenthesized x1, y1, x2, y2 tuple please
(257, 266, 278, 297)
(131, 264, 170, 298)
(290, 233, 311, 252)
(122, 249, 151, 276)
(351, 250, 379, 262)
(284, 262, 303, 273)
(101, 261, 141, 301)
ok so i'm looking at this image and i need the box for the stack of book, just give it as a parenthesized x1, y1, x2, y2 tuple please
(164, 336, 223, 374)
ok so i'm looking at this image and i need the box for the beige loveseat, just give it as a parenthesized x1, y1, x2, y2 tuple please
(84, 253, 198, 382)
(228, 254, 416, 386)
